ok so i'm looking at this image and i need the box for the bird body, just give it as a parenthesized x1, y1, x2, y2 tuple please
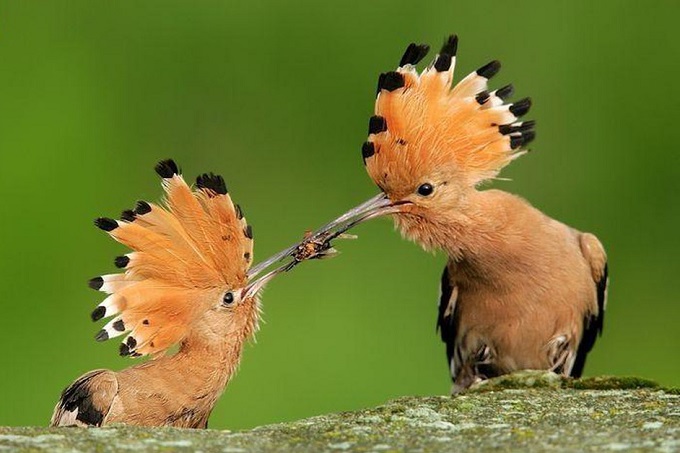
(52, 310, 257, 428)
(319, 35, 608, 391)
(410, 189, 607, 391)
(51, 160, 274, 428)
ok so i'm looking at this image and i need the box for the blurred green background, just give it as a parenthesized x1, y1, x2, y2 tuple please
(0, 0, 678, 429)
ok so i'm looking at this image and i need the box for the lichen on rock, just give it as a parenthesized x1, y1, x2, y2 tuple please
(1, 372, 677, 452)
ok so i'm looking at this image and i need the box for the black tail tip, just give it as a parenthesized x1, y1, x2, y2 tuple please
(94, 217, 118, 232)
(196, 172, 228, 196)
(155, 159, 180, 178)
(88, 276, 104, 291)
(476, 60, 501, 79)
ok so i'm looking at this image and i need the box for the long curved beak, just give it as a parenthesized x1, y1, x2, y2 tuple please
(311, 192, 399, 238)
(243, 260, 295, 300)
(246, 192, 402, 285)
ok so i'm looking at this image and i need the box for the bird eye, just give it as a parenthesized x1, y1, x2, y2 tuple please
(417, 183, 434, 196)
(222, 291, 235, 306)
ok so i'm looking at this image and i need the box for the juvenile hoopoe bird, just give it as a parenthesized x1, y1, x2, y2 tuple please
(314, 35, 608, 392)
(50, 159, 331, 428)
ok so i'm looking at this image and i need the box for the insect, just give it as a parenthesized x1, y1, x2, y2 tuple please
(50, 159, 338, 428)
(309, 35, 608, 392)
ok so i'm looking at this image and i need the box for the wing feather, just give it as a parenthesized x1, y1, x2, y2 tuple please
(572, 234, 608, 377)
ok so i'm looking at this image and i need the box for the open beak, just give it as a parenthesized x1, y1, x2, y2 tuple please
(242, 260, 295, 300)
(309, 192, 398, 238)
(246, 192, 404, 289)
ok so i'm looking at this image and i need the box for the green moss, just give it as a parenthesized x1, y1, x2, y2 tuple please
(467, 370, 565, 392)
(569, 375, 660, 390)
(455, 401, 476, 412)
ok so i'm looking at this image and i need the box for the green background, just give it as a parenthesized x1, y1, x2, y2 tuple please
(1, 1, 678, 429)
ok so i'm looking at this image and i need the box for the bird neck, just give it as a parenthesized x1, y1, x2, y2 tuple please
(174, 323, 249, 388)
(132, 306, 259, 414)
(395, 189, 524, 280)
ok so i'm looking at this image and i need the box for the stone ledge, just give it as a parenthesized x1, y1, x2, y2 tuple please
(2, 372, 678, 452)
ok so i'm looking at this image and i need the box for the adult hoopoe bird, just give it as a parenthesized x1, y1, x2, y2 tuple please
(50, 159, 333, 428)
(314, 35, 608, 392)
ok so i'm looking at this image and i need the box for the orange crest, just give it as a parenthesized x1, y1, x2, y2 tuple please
(89, 160, 253, 357)
(363, 35, 535, 192)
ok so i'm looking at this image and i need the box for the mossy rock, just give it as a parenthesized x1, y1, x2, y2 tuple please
(1, 372, 678, 452)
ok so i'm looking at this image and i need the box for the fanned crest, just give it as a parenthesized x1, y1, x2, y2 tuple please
(364, 35, 535, 190)
(89, 160, 253, 357)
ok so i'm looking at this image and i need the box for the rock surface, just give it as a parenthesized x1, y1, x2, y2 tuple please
(1, 372, 678, 452)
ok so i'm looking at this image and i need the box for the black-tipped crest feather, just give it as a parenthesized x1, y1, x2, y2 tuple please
(362, 142, 375, 161)
(120, 210, 136, 222)
(196, 172, 227, 195)
(114, 256, 130, 269)
(496, 84, 514, 100)
(134, 200, 151, 215)
(155, 159, 179, 178)
(88, 277, 104, 291)
(439, 34, 459, 57)
(476, 60, 501, 79)
(368, 116, 388, 135)
(91, 306, 106, 321)
(509, 97, 532, 117)
(94, 218, 118, 232)
(399, 43, 430, 67)
(377, 71, 405, 93)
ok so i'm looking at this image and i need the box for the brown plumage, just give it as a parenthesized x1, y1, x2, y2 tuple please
(51, 160, 292, 428)
(320, 35, 608, 392)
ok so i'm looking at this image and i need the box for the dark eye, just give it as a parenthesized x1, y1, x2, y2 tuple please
(417, 183, 434, 196)
(222, 292, 235, 306)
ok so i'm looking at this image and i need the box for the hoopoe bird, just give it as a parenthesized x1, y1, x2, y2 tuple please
(315, 35, 608, 392)
(50, 159, 330, 428)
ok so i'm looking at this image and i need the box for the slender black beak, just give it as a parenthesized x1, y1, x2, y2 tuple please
(246, 192, 402, 285)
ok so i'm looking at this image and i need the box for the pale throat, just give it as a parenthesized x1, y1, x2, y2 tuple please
(170, 309, 259, 383)
(393, 191, 500, 263)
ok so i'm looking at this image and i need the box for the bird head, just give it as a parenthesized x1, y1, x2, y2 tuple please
(317, 35, 534, 246)
(89, 159, 293, 357)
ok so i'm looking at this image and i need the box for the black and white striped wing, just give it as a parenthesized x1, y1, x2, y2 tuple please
(436, 265, 459, 382)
